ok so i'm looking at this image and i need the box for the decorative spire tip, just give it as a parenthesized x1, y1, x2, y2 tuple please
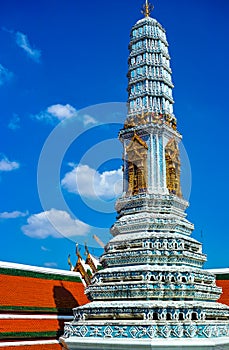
(141, 0, 154, 18)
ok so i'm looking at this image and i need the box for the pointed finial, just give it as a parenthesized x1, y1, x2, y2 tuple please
(142, 0, 154, 17)
(84, 242, 89, 255)
(76, 243, 81, 258)
(67, 254, 73, 271)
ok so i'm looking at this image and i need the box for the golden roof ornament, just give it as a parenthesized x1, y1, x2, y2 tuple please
(142, 0, 154, 17)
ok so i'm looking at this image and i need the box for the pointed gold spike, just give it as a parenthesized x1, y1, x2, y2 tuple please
(142, 0, 154, 18)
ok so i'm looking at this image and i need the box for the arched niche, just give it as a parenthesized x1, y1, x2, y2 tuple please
(126, 133, 148, 195)
(165, 138, 182, 197)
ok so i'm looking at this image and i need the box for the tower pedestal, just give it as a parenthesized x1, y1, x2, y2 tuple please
(60, 336, 229, 350)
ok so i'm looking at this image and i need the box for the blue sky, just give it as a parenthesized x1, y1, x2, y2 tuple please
(0, 0, 228, 270)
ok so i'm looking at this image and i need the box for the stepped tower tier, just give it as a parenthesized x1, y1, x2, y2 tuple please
(127, 16, 175, 123)
(122, 8, 181, 198)
(61, 2, 229, 349)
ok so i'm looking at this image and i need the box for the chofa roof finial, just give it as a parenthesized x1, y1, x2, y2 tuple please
(142, 0, 154, 17)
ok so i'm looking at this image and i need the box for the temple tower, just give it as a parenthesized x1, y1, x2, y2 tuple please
(60, 2, 229, 349)
(122, 0, 181, 198)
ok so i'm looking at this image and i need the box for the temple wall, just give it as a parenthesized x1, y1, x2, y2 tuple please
(0, 261, 89, 349)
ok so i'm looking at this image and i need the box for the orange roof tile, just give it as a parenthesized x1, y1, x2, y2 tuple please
(216, 280, 229, 306)
(0, 344, 62, 350)
(0, 318, 64, 334)
(0, 274, 89, 312)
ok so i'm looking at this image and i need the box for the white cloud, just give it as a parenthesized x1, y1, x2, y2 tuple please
(47, 104, 77, 120)
(0, 156, 20, 172)
(41, 245, 50, 252)
(21, 208, 90, 239)
(61, 164, 123, 199)
(0, 64, 13, 86)
(33, 104, 77, 123)
(32, 104, 98, 126)
(82, 114, 97, 126)
(44, 262, 58, 268)
(8, 114, 20, 130)
(16, 31, 41, 63)
(0, 210, 28, 219)
(1, 27, 14, 34)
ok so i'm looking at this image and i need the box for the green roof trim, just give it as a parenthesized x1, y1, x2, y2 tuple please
(0, 267, 82, 282)
(0, 305, 74, 314)
(0, 331, 62, 340)
(216, 274, 229, 281)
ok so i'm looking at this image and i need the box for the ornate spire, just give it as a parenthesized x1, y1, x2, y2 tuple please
(61, 5, 229, 349)
(142, 0, 154, 17)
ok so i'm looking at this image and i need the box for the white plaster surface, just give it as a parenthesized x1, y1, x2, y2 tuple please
(60, 337, 229, 350)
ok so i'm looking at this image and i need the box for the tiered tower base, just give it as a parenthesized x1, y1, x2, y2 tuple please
(61, 336, 229, 350)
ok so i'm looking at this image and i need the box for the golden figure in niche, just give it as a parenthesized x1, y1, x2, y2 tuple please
(165, 138, 182, 198)
(126, 133, 148, 195)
